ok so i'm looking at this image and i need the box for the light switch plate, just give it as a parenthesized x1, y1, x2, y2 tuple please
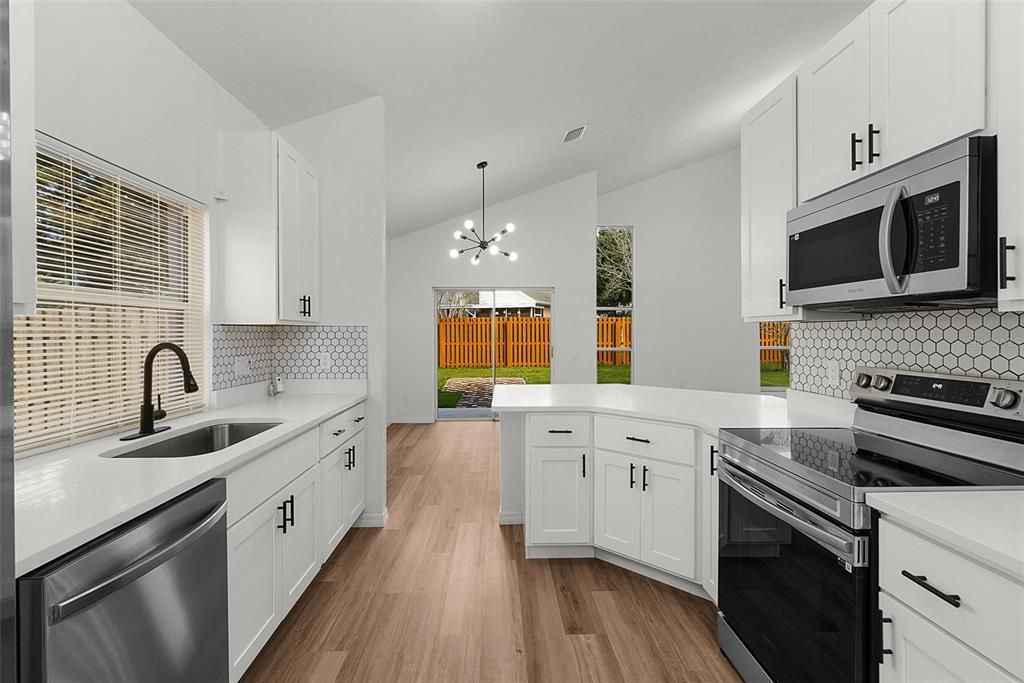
(232, 356, 251, 377)
(318, 352, 333, 372)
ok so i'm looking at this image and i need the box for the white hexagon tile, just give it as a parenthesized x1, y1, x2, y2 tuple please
(790, 308, 1024, 399)
(211, 325, 368, 390)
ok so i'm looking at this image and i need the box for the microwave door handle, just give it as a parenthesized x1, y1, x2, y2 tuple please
(719, 467, 854, 559)
(879, 184, 910, 295)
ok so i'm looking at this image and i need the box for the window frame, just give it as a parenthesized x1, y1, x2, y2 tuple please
(596, 225, 634, 384)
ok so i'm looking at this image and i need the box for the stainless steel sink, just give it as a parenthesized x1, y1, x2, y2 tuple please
(109, 421, 281, 458)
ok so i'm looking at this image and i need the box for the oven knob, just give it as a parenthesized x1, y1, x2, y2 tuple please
(872, 375, 892, 391)
(991, 388, 1020, 410)
(855, 373, 873, 388)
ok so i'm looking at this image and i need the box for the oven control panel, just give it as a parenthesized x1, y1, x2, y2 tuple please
(850, 366, 1024, 418)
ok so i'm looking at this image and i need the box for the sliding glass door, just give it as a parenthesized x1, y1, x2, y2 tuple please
(435, 288, 552, 420)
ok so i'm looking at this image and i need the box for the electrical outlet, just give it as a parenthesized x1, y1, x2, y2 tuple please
(826, 359, 841, 385)
(318, 352, 333, 372)
(232, 356, 251, 377)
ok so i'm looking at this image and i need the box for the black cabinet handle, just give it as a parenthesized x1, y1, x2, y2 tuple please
(1000, 237, 1016, 289)
(641, 465, 649, 491)
(876, 609, 894, 663)
(582, 453, 586, 478)
(778, 279, 786, 309)
(868, 123, 881, 163)
(286, 494, 295, 527)
(277, 498, 290, 533)
(298, 295, 312, 317)
(626, 436, 650, 444)
(629, 462, 636, 488)
(548, 429, 573, 434)
(345, 446, 354, 470)
(901, 570, 961, 608)
(352, 446, 357, 469)
(709, 445, 718, 476)
(850, 132, 863, 171)
(332, 428, 346, 437)
(354, 416, 365, 423)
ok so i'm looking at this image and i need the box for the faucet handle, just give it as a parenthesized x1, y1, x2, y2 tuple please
(154, 394, 167, 421)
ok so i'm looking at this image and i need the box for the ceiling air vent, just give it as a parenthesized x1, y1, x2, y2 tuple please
(563, 125, 587, 143)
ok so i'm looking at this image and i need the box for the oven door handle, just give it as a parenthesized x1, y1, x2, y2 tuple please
(719, 467, 854, 559)
(879, 183, 910, 295)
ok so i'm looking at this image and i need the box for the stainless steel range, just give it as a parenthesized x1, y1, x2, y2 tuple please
(716, 367, 1024, 683)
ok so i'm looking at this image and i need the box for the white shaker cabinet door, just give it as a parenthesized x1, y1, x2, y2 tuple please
(740, 74, 798, 320)
(868, 0, 985, 171)
(280, 466, 320, 613)
(527, 446, 591, 544)
(699, 434, 720, 603)
(878, 592, 1015, 683)
(319, 447, 347, 563)
(343, 431, 367, 528)
(227, 496, 283, 683)
(639, 458, 697, 579)
(593, 449, 640, 558)
(797, 10, 870, 202)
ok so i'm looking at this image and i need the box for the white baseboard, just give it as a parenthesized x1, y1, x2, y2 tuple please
(525, 544, 595, 559)
(353, 507, 389, 528)
(388, 417, 434, 425)
(595, 549, 709, 599)
(499, 512, 522, 525)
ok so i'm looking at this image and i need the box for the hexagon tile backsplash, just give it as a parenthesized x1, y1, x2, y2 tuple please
(790, 308, 1024, 399)
(212, 325, 368, 391)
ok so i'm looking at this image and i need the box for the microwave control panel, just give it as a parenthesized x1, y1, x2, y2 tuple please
(911, 181, 960, 273)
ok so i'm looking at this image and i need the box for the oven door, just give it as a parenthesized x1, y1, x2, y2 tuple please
(718, 464, 870, 683)
(786, 155, 971, 308)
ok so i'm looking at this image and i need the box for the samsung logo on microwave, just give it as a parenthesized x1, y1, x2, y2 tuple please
(925, 192, 941, 205)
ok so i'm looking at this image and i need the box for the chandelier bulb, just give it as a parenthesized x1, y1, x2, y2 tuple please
(489, 244, 499, 255)
(453, 230, 463, 240)
(505, 223, 516, 233)
(493, 233, 502, 242)
(449, 249, 459, 259)
(471, 255, 480, 265)
(508, 251, 518, 262)
(464, 219, 474, 230)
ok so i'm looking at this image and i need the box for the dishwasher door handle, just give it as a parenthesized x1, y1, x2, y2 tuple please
(50, 501, 227, 625)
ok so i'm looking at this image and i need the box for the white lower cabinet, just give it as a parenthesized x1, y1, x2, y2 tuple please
(593, 448, 698, 579)
(343, 431, 367, 527)
(878, 592, 1016, 683)
(593, 449, 641, 557)
(227, 464, 320, 682)
(699, 433, 719, 603)
(227, 493, 283, 682)
(320, 430, 367, 562)
(527, 446, 591, 544)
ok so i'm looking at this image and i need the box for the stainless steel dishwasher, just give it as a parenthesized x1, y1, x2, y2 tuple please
(18, 479, 228, 682)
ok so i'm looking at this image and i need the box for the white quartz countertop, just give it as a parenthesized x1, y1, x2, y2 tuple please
(15, 392, 365, 577)
(492, 384, 845, 434)
(867, 490, 1024, 581)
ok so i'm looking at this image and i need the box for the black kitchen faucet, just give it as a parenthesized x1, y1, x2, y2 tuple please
(121, 342, 200, 441)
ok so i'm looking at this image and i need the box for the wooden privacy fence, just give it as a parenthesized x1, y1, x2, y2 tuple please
(760, 321, 791, 367)
(437, 316, 632, 368)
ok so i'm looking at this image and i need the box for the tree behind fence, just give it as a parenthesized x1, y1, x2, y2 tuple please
(437, 317, 632, 368)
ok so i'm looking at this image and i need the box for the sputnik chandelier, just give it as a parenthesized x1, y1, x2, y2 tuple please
(449, 161, 518, 264)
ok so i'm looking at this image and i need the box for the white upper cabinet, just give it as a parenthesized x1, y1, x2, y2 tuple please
(797, 11, 871, 203)
(11, 0, 36, 314)
(869, 0, 985, 171)
(215, 132, 320, 324)
(996, 0, 1024, 311)
(797, 1, 985, 203)
(741, 75, 799, 321)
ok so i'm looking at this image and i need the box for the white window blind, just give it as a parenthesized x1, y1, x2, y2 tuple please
(13, 142, 208, 455)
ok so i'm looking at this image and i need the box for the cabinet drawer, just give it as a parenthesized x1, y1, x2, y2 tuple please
(527, 414, 591, 447)
(594, 415, 695, 466)
(878, 517, 1024, 679)
(319, 402, 367, 458)
(227, 429, 318, 526)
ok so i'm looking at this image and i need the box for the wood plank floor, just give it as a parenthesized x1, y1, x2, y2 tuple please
(242, 421, 741, 683)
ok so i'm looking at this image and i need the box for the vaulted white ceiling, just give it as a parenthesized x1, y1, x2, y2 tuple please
(131, 0, 869, 235)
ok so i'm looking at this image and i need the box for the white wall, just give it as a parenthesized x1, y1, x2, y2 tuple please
(599, 148, 759, 394)
(34, 0, 267, 204)
(278, 98, 389, 523)
(388, 173, 598, 423)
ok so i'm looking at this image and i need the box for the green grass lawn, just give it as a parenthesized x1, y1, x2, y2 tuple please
(437, 364, 632, 408)
(760, 362, 790, 388)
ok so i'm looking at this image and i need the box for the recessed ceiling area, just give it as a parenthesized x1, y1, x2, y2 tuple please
(130, 0, 869, 235)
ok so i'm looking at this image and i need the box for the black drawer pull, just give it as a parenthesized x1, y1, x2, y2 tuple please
(901, 570, 961, 608)
(581, 452, 586, 478)
(333, 428, 346, 437)
(354, 416, 365, 423)
(548, 429, 573, 434)
(778, 278, 786, 309)
(629, 462, 636, 488)
(626, 436, 650, 444)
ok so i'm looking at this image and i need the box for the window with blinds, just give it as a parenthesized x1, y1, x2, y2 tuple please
(13, 142, 208, 455)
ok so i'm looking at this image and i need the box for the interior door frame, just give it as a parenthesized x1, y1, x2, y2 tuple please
(433, 286, 556, 421)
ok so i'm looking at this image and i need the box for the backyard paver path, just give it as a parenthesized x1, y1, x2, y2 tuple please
(443, 376, 526, 408)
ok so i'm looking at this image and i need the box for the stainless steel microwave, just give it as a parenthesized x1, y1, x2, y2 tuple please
(786, 136, 997, 312)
